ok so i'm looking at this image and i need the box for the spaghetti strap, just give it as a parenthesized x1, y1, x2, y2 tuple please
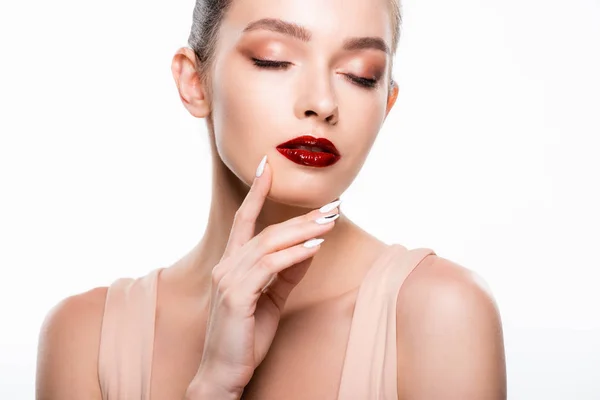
(337, 245, 436, 400)
(98, 268, 162, 400)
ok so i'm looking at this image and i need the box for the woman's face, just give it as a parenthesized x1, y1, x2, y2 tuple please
(207, 0, 397, 208)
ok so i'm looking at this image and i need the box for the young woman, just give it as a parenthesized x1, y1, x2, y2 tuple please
(36, 0, 507, 398)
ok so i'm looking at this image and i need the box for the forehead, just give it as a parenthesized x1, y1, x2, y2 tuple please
(222, 0, 393, 46)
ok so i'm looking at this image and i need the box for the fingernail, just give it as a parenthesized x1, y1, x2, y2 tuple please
(315, 213, 339, 224)
(255, 155, 267, 177)
(319, 199, 342, 213)
(303, 238, 325, 248)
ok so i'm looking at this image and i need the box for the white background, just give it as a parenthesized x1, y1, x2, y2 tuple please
(1, 0, 599, 398)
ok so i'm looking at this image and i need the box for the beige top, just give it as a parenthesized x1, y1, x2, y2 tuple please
(98, 244, 436, 399)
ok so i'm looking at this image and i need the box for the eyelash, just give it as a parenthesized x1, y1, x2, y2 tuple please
(250, 58, 379, 89)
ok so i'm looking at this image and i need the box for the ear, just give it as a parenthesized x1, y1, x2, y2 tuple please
(171, 47, 211, 118)
(384, 79, 399, 118)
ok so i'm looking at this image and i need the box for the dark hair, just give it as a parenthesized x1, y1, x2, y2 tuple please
(188, 0, 402, 88)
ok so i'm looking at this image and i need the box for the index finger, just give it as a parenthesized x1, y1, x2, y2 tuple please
(223, 155, 271, 258)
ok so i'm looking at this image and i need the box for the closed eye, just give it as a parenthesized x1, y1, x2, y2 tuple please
(251, 58, 379, 89)
(344, 74, 378, 89)
(251, 57, 292, 69)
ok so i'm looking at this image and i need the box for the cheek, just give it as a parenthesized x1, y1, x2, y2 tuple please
(338, 88, 387, 156)
(210, 58, 292, 183)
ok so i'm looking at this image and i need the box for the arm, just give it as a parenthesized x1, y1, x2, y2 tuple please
(36, 287, 107, 400)
(396, 256, 507, 400)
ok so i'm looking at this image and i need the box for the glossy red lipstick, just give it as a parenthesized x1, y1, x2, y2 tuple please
(276, 135, 341, 167)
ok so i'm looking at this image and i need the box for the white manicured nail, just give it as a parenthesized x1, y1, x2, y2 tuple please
(303, 238, 325, 248)
(315, 213, 339, 224)
(255, 155, 267, 177)
(319, 199, 342, 213)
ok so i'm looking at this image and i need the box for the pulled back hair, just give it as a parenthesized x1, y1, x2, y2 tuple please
(187, 0, 402, 89)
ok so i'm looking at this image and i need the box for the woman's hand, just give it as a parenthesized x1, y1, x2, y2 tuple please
(187, 156, 341, 398)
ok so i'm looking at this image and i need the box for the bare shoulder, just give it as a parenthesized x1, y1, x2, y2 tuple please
(396, 254, 507, 400)
(398, 254, 500, 316)
(36, 286, 108, 400)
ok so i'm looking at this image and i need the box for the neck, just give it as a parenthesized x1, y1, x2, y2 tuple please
(174, 150, 366, 303)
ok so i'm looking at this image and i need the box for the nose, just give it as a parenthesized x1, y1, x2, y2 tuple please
(294, 67, 339, 126)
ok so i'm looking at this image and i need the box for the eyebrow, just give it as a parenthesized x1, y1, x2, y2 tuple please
(242, 18, 390, 55)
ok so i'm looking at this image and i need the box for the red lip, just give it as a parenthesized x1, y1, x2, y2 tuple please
(276, 135, 341, 168)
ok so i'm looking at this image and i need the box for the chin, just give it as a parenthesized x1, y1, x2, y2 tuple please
(267, 175, 343, 209)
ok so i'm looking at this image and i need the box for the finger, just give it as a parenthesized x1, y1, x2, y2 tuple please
(238, 238, 325, 306)
(259, 256, 313, 311)
(223, 155, 272, 258)
(220, 203, 339, 286)
(240, 205, 340, 269)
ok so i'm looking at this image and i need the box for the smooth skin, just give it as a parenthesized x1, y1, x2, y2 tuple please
(36, 0, 506, 398)
(36, 171, 506, 399)
(189, 160, 342, 398)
